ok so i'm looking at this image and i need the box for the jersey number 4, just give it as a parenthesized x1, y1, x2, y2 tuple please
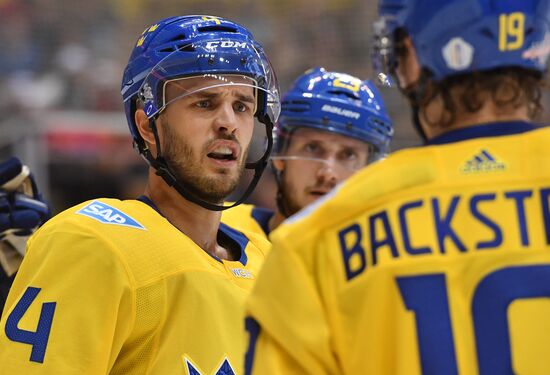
(398, 264, 550, 374)
(4, 286, 56, 363)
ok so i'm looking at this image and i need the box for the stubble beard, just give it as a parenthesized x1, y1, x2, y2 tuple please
(279, 167, 337, 217)
(161, 123, 246, 204)
(279, 171, 304, 217)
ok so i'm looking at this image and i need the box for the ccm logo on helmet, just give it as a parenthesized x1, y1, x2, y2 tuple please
(205, 41, 247, 49)
(321, 104, 361, 120)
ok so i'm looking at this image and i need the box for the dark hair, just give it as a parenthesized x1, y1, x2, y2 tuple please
(418, 67, 544, 129)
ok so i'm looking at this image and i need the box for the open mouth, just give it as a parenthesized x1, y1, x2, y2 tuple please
(207, 146, 237, 161)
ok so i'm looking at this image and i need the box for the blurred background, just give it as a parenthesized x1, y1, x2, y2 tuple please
(1, 0, 548, 213)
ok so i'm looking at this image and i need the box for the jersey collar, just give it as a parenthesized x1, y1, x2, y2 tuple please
(427, 121, 543, 146)
(251, 206, 274, 236)
(136, 195, 249, 265)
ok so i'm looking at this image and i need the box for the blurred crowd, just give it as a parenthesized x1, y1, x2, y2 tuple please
(0, 0, 376, 116)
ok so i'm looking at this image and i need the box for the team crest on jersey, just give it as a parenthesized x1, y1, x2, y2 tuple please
(183, 356, 235, 375)
(76, 201, 145, 230)
(460, 149, 506, 174)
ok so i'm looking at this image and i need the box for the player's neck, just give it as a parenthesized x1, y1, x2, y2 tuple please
(143, 173, 238, 261)
(269, 210, 287, 233)
(422, 99, 531, 140)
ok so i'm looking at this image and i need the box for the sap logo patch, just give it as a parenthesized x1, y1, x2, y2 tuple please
(76, 201, 145, 230)
(460, 149, 506, 174)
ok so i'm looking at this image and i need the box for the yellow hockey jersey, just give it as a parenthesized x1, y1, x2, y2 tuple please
(0, 197, 270, 374)
(222, 203, 273, 240)
(245, 122, 550, 375)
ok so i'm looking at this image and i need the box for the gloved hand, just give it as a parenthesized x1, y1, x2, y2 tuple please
(0, 157, 51, 256)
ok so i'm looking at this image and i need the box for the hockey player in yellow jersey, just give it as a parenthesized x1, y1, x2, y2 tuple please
(222, 68, 393, 239)
(0, 16, 280, 374)
(245, 0, 550, 374)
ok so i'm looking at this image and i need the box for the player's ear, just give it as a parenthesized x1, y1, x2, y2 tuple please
(272, 159, 285, 172)
(135, 108, 157, 146)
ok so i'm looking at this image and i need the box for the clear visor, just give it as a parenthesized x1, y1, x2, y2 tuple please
(273, 129, 373, 173)
(271, 155, 365, 174)
(135, 38, 281, 123)
(371, 17, 397, 87)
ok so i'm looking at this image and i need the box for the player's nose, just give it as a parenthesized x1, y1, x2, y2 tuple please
(316, 160, 339, 185)
(213, 102, 238, 134)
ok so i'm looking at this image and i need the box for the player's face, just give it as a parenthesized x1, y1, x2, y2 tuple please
(394, 36, 421, 90)
(275, 127, 370, 215)
(158, 76, 255, 203)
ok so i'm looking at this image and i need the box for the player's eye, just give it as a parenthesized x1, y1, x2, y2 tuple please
(233, 102, 250, 113)
(304, 142, 321, 155)
(195, 100, 211, 109)
(339, 148, 358, 161)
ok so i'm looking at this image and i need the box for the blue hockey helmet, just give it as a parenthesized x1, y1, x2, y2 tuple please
(372, 0, 550, 84)
(121, 15, 280, 154)
(120, 16, 280, 211)
(274, 67, 393, 162)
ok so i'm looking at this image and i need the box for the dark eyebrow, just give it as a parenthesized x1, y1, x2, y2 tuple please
(186, 91, 218, 100)
(236, 94, 255, 104)
(341, 145, 363, 152)
(184, 90, 255, 104)
(304, 139, 367, 153)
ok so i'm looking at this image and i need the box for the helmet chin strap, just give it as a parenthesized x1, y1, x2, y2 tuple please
(144, 118, 273, 212)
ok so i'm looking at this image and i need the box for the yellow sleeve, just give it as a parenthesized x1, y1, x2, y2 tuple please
(0, 224, 135, 374)
(245, 235, 340, 375)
